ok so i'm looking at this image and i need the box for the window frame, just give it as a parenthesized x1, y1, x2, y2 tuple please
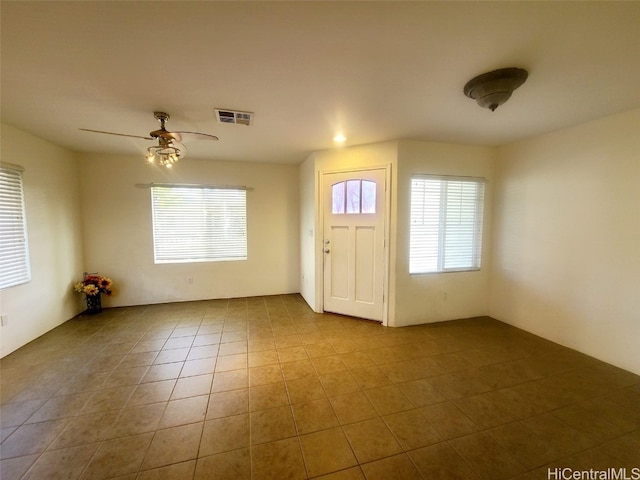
(150, 185, 248, 264)
(331, 179, 377, 215)
(0, 163, 32, 289)
(409, 174, 486, 275)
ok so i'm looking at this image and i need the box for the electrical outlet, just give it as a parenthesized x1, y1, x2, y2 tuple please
(187, 276, 193, 284)
(1, 315, 8, 326)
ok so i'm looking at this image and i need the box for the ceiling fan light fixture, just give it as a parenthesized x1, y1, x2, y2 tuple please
(146, 142, 182, 168)
(464, 67, 528, 111)
(80, 111, 218, 168)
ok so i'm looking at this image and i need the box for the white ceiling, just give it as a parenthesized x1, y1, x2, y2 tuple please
(2, 1, 640, 164)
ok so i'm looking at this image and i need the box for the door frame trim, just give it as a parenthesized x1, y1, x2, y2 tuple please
(318, 164, 391, 326)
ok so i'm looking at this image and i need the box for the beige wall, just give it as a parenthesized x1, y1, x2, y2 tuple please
(490, 108, 640, 374)
(299, 140, 495, 327)
(78, 153, 300, 307)
(0, 124, 84, 357)
(394, 140, 495, 326)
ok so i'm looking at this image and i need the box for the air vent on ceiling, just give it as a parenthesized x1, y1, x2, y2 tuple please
(215, 109, 253, 126)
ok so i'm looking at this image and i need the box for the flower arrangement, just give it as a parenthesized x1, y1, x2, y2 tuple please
(74, 273, 113, 296)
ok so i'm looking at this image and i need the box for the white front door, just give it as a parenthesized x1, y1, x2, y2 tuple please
(322, 168, 387, 322)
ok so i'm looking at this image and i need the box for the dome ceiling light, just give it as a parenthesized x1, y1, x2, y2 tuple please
(464, 67, 528, 111)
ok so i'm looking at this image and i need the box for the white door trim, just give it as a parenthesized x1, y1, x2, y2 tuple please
(318, 164, 391, 326)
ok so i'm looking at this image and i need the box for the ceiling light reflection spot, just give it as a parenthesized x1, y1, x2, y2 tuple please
(333, 134, 346, 143)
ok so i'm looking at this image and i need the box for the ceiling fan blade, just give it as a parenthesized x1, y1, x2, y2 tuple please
(173, 131, 219, 141)
(79, 128, 153, 140)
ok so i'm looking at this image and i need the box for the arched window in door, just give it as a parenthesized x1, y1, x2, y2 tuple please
(331, 179, 376, 214)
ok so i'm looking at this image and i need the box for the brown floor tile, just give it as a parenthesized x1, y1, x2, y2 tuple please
(452, 388, 536, 428)
(408, 441, 479, 480)
(138, 460, 196, 480)
(80, 432, 153, 479)
(249, 363, 284, 387)
(0, 418, 68, 459)
(311, 355, 348, 375)
(1, 454, 38, 480)
(250, 404, 297, 444)
(163, 336, 195, 350)
(376, 361, 424, 383)
(215, 353, 248, 372)
(521, 413, 596, 453)
(304, 342, 337, 359)
(50, 411, 118, 449)
(449, 431, 526, 479)
(192, 334, 221, 347)
(171, 326, 199, 338)
(141, 422, 203, 470)
(109, 402, 165, 438)
(248, 349, 279, 368)
(194, 449, 250, 480)
(349, 366, 392, 390)
(342, 417, 402, 464)
(383, 408, 441, 450)
(180, 358, 216, 377)
(171, 374, 213, 399)
(319, 371, 361, 396)
(329, 391, 378, 425)
(286, 376, 326, 404)
(217, 341, 247, 356)
(251, 437, 307, 480)
(363, 385, 414, 416)
(141, 362, 183, 384)
(281, 359, 316, 381)
(328, 339, 362, 355)
(360, 453, 422, 480)
(314, 467, 365, 479)
(427, 369, 494, 399)
(278, 346, 309, 363)
(420, 401, 479, 440)
(127, 379, 176, 406)
(292, 397, 340, 434)
(198, 324, 223, 335)
(340, 351, 376, 370)
(2, 297, 639, 480)
(200, 414, 250, 456)
(299, 427, 358, 478)
(131, 339, 165, 354)
(211, 369, 248, 393)
(159, 394, 208, 428)
(0, 427, 17, 443)
(80, 385, 136, 414)
(24, 392, 91, 424)
(207, 388, 249, 419)
(396, 378, 446, 407)
(22, 443, 98, 480)
(250, 381, 289, 411)
(154, 348, 190, 365)
(0, 399, 47, 428)
(189, 344, 221, 361)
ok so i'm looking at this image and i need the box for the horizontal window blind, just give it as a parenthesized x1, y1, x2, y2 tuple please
(0, 164, 31, 289)
(410, 175, 485, 274)
(151, 186, 247, 264)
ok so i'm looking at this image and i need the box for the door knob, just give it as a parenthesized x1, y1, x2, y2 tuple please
(323, 248, 330, 254)
(324, 239, 330, 245)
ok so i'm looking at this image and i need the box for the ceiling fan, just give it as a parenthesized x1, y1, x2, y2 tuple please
(80, 111, 219, 168)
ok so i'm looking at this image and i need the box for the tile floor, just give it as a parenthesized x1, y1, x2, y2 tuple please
(1, 294, 639, 480)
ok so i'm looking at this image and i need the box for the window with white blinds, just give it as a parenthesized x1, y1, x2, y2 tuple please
(151, 186, 247, 264)
(0, 164, 31, 289)
(410, 175, 485, 274)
